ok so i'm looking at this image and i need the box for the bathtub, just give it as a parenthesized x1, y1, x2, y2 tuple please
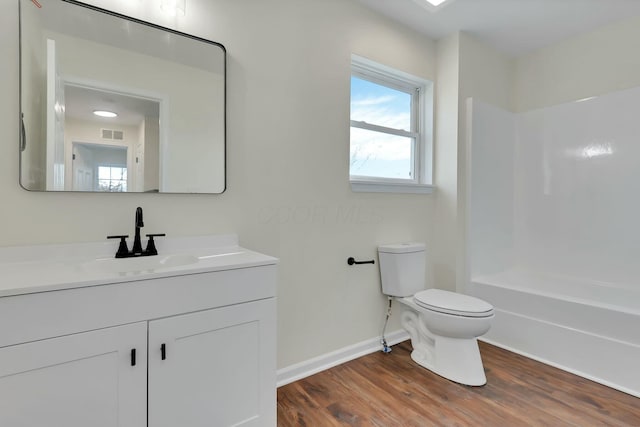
(469, 269, 640, 397)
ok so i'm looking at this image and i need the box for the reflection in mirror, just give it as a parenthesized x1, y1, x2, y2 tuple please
(19, 0, 226, 193)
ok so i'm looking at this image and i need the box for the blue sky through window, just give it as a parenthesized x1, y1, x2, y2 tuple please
(350, 76, 413, 179)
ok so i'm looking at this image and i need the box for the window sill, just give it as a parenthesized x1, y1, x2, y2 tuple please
(350, 180, 435, 194)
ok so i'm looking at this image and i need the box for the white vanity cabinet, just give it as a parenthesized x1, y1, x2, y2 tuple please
(0, 237, 277, 427)
(148, 299, 276, 427)
(0, 323, 148, 427)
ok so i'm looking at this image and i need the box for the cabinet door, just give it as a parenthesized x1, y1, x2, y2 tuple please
(0, 322, 147, 427)
(148, 298, 276, 427)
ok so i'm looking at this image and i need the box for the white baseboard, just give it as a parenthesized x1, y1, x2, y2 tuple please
(277, 330, 410, 387)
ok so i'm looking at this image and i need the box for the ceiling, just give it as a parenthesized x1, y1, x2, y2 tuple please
(65, 85, 159, 127)
(355, 0, 640, 56)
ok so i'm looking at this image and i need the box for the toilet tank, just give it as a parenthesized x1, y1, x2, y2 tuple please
(378, 243, 426, 297)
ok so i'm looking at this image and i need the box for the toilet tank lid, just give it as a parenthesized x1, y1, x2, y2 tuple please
(378, 242, 426, 254)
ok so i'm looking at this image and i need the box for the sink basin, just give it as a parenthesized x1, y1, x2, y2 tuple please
(80, 254, 199, 275)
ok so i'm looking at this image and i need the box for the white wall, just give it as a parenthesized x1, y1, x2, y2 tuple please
(459, 33, 515, 113)
(433, 33, 460, 293)
(515, 15, 640, 112)
(3, 0, 437, 369)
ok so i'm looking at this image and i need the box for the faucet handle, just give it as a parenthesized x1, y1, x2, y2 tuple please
(145, 233, 166, 256)
(107, 235, 130, 258)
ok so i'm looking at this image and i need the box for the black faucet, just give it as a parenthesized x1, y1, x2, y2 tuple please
(107, 207, 165, 258)
(132, 207, 144, 254)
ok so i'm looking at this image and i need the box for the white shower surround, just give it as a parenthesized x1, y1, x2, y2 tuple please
(467, 91, 640, 397)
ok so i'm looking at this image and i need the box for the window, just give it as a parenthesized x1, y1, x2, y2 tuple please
(97, 165, 127, 192)
(350, 55, 433, 193)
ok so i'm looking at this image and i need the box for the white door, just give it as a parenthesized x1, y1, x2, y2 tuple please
(72, 143, 94, 191)
(0, 322, 147, 427)
(148, 299, 277, 427)
(46, 38, 65, 191)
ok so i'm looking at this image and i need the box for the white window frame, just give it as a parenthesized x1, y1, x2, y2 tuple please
(350, 55, 434, 194)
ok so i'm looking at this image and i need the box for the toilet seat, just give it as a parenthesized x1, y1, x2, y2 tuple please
(414, 289, 494, 318)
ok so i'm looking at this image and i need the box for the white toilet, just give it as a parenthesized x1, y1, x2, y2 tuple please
(378, 243, 494, 386)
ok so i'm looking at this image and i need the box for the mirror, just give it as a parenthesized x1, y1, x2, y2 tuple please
(19, 0, 226, 193)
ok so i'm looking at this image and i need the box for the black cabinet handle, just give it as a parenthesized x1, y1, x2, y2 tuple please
(131, 348, 136, 366)
(161, 343, 166, 360)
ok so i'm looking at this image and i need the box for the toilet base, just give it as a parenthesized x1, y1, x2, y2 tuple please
(409, 336, 487, 386)
(399, 302, 489, 387)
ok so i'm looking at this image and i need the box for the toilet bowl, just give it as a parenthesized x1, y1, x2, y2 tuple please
(397, 289, 493, 386)
(378, 243, 494, 386)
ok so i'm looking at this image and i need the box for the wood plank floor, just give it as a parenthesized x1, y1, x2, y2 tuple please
(277, 341, 640, 426)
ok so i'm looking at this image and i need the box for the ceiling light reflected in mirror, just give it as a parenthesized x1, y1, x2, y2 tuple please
(93, 110, 118, 118)
(160, 0, 186, 16)
(411, 0, 457, 12)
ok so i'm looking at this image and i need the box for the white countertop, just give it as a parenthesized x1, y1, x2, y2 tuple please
(0, 234, 278, 297)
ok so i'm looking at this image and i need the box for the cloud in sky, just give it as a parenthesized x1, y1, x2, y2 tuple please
(351, 100, 410, 131)
(351, 95, 396, 107)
